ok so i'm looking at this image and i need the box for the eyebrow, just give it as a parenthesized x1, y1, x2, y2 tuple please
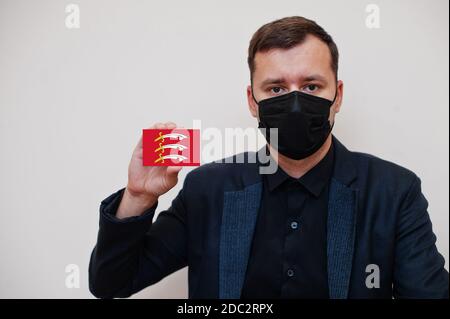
(304, 74, 328, 83)
(259, 74, 328, 87)
(260, 78, 285, 87)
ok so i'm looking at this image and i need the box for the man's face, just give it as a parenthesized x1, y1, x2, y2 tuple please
(247, 34, 343, 125)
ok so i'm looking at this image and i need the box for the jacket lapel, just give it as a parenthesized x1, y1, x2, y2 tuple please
(327, 136, 358, 299)
(219, 182, 262, 299)
(327, 178, 358, 298)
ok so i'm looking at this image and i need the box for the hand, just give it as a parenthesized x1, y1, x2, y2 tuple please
(116, 122, 183, 219)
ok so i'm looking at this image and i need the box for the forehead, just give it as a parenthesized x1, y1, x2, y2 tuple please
(253, 35, 334, 82)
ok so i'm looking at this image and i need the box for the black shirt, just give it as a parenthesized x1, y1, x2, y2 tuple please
(241, 141, 335, 298)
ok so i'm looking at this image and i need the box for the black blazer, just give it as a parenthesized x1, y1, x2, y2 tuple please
(89, 135, 449, 299)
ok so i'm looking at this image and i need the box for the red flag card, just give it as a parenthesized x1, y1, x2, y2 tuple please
(142, 129, 200, 166)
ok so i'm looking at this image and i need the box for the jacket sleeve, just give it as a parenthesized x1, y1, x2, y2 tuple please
(88, 180, 189, 299)
(393, 175, 449, 299)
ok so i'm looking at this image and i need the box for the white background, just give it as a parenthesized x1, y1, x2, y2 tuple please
(0, 0, 448, 298)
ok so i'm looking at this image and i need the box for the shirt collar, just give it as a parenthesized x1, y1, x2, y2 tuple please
(266, 141, 335, 197)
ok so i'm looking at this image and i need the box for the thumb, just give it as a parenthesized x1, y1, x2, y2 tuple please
(166, 166, 183, 176)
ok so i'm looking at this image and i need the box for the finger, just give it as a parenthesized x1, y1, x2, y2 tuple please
(149, 123, 161, 129)
(135, 135, 143, 149)
(165, 122, 177, 129)
(166, 166, 183, 175)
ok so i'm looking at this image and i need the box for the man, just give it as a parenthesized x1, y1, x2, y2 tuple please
(89, 16, 449, 299)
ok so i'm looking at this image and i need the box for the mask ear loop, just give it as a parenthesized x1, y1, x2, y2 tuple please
(330, 84, 338, 105)
(311, 84, 339, 132)
(250, 79, 259, 104)
(328, 83, 339, 132)
(251, 80, 271, 156)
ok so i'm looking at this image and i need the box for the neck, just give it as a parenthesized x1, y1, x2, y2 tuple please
(269, 135, 332, 179)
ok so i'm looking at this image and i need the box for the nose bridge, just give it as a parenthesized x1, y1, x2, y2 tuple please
(291, 91, 302, 112)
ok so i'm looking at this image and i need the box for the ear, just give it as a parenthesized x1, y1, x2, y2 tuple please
(247, 85, 258, 118)
(333, 80, 344, 114)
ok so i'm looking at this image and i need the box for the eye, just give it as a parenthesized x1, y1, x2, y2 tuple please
(269, 87, 285, 95)
(303, 84, 319, 93)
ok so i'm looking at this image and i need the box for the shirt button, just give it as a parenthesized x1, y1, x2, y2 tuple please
(287, 269, 295, 277)
(290, 221, 299, 230)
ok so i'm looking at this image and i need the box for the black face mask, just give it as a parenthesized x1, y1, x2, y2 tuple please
(253, 89, 337, 160)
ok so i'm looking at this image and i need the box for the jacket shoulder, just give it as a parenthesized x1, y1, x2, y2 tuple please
(351, 150, 420, 190)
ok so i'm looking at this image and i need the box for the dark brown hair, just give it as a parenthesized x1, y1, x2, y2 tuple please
(247, 16, 339, 82)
